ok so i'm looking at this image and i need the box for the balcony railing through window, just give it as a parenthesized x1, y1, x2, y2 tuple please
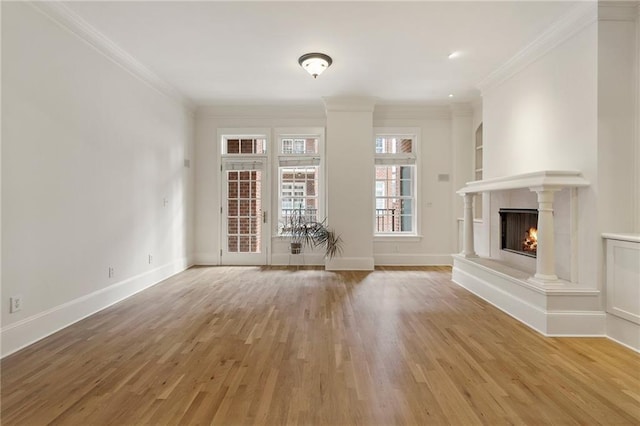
(375, 208, 396, 232)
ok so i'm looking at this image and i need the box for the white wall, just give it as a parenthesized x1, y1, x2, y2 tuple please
(1, 2, 195, 356)
(450, 105, 473, 254)
(373, 106, 456, 265)
(194, 106, 326, 265)
(598, 16, 638, 234)
(637, 8, 640, 234)
(483, 23, 598, 180)
(194, 104, 458, 267)
(325, 98, 375, 270)
(482, 21, 600, 290)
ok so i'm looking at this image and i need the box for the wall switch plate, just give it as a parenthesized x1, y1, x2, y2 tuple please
(148, 254, 153, 264)
(10, 295, 23, 313)
(108, 267, 114, 278)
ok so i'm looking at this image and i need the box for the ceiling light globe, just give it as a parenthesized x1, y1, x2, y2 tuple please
(298, 53, 333, 79)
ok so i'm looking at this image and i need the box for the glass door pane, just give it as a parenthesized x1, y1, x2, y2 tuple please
(221, 165, 267, 265)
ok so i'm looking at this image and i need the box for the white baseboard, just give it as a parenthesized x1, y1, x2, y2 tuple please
(1, 258, 191, 358)
(452, 257, 605, 336)
(325, 257, 374, 271)
(606, 314, 640, 352)
(193, 252, 219, 265)
(270, 253, 325, 266)
(545, 311, 606, 336)
(374, 253, 452, 266)
(452, 264, 548, 333)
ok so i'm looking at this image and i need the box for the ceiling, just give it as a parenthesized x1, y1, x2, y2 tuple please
(62, 1, 582, 106)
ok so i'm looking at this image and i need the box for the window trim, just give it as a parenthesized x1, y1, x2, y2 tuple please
(274, 127, 326, 238)
(373, 127, 420, 237)
(217, 128, 272, 262)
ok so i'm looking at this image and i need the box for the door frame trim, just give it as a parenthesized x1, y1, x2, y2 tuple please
(217, 128, 272, 265)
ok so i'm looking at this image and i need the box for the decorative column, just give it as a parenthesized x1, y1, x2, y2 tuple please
(532, 188, 559, 282)
(461, 193, 477, 258)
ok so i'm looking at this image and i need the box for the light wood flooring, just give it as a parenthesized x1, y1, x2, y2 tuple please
(1, 266, 639, 425)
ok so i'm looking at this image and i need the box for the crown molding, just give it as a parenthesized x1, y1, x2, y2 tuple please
(477, 2, 597, 94)
(323, 97, 376, 113)
(598, 1, 639, 21)
(449, 103, 473, 118)
(373, 105, 451, 120)
(196, 105, 326, 120)
(28, 1, 195, 112)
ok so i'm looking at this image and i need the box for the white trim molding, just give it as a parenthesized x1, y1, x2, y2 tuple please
(373, 105, 452, 120)
(325, 257, 375, 271)
(374, 254, 452, 266)
(323, 97, 376, 113)
(196, 105, 326, 120)
(598, 1, 639, 22)
(603, 234, 640, 352)
(28, 0, 195, 112)
(477, 2, 597, 94)
(452, 254, 604, 336)
(1, 258, 192, 358)
(457, 170, 590, 194)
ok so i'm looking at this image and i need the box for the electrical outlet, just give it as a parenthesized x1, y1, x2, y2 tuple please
(148, 254, 153, 264)
(10, 295, 23, 313)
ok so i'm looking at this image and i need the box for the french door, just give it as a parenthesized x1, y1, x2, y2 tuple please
(220, 159, 269, 265)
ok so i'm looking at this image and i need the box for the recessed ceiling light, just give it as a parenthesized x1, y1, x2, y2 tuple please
(448, 94, 454, 98)
(448, 51, 461, 59)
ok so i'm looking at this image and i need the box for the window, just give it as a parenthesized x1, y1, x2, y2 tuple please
(224, 137, 266, 155)
(282, 138, 316, 155)
(374, 130, 418, 235)
(276, 129, 324, 235)
(220, 132, 269, 257)
(375, 182, 385, 209)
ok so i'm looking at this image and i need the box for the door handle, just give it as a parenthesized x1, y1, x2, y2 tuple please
(263, 211, 267, 223)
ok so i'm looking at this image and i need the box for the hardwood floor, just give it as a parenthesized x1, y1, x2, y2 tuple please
(1, 266, 639, 425)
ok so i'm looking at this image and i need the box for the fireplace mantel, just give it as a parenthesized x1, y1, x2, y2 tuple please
(457, 170, 589, 194)
(452, 169, 601, 336)
(457, 170, 590, 282)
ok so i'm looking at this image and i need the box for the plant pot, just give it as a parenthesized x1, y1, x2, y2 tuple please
(290, 242, 302, 255)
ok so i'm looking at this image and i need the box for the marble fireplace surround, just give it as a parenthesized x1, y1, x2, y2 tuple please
(451, 170, 604, 336)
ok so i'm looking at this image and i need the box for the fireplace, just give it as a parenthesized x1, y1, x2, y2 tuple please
(499, 208, 538, 258)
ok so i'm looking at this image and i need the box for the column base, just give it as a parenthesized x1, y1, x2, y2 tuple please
(533, 272, 559, 281)
(460, 251, 478, 258)
(528, 275, 561, 288)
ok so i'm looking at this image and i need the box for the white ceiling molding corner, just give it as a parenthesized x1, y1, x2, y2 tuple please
(373, 105, 451, 121)
(28, 0, 195, 113)
(196, 105, 326, 120)
(322, 97, 377, 113)
(449, 103, 474, 118)
(598, 1, 639, 22)
(476, 2, 598, 95)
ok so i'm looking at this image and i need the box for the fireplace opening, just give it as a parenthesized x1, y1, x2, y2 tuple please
(499, 208, 538, 258)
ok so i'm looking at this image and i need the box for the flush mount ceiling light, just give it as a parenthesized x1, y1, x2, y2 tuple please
(298, 53, 332, 79)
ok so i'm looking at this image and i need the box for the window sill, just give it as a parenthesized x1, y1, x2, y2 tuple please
(374, 234, 423, 242)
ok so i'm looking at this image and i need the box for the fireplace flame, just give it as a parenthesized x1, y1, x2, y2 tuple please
(523, 227, 538, 252)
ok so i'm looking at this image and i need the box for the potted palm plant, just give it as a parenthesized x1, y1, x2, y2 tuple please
(281, 210, 343, 259)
